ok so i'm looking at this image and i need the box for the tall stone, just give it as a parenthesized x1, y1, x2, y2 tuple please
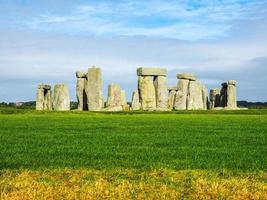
(36, 84, 52, 111)
(227, 80, 237, 108)
(107, 83, 122, 107)
(187, 81, 205, 110)
(121, 90, 127, 106)
(86, 66, 103, 111)
(168, 90, 176, 110)
(220, 83, 228, 107)
(210, 88, 220, 109)
(138, 76, 156, 110)
(131, 90, 141, 111)
(202, 85, 208, 110)
(76, 71, 88, 111)
(53, 84, 70, 111)
(174, 79, 189, 110)
(154, 76, 168, 110)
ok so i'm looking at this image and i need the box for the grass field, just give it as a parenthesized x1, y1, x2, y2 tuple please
(0, 109, 267, 199)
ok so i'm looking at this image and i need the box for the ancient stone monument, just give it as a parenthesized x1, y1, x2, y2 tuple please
(136, 67, 168, 111)
(167, 86, 178, 110)
(210, 80, 237, 109)
(36, 84, 52, 111)
(76, 71, 88, 111)
(53, 84, 70, 111)
(174, 73, 208, 110)
(131, 90, 141, 111)
(85, 67, 104, 111)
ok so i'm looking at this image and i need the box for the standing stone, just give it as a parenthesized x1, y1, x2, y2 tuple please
(36, 84, 52, 111)
(138, 76, 156, 110)
(86, 66, 103, 111)
(174, 79, 189, 110)
(187, 81, 205, 110)
(202, 85, 208, 110)
(154, 76, 168, 110)
(53, 84, 70, 111)
(76, 71, 88, 111)
(131, 90, 141, 111)
(210, 88, 220, 109)
(168, 90, 176, 110)
(220, 83, 228, 107)
(227, 80, 237, 108)
(107, 83, 122, 107)
(121, 90, 127, 106)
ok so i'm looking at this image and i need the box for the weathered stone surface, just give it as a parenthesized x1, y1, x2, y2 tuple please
(209, 88, 220, 109)
(227, 82, 237, 108)
(228, 80, 236, 86)
(76, 78, 88, 111)
(138, 76, 156, 110)
(168, 90, 176, 110)
(103, 106, 123, 112)
(168, 86, 178, 91)
(187, 81, 205, 110)
(53, 84, 70, 111)
(137, 68, 167, 76)
(36, 84, 52, 111)
(122, 104, 130, 111)
(154, 76, 168, 110)
(121, 90, 127, 106)
(220, 83, 228, 107)
(86, 66, 103, 111)
(202, 85, 208, 110)
(107, 83, 122, 107)
(177, 73, 197, 81)
(76, 71, 87, 78)
(131, 90, 141, 111)
(174, 79, 189, 110)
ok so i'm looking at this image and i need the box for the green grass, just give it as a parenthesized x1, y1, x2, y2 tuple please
(0, 109, 266, 172)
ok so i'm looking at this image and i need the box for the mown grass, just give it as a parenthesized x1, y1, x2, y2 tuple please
(0, 109, 266, 199)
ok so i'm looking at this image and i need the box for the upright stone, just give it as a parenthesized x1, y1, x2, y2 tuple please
(138, 76, 156, 110)
(227, 80, 237, 108)
(187, 81, 205, 110)
(86, 66, 103, 111)
(210, 88, 220, 109)
(107, 83, 122, 107)
(220, 83, 228, 107)
(154, 76, 168, 110)
(36, 84, 52, 111)
(168, 90, 176, 110)
(121, 90, 127, 106)
(174, 79, 189, 110)
(76, 71, 88, 111)
(53, 84, 70, 111)
(131, 90, 141, 111)
(202, 85, 208, 110)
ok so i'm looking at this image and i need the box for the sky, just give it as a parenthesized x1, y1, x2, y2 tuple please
(0, 0, 267, 102)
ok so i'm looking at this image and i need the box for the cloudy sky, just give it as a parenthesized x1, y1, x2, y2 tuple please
(0, 0, 267, 102)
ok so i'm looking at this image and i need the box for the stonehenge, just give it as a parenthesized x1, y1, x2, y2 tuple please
(174, 73, 208, 110)
(36, 84, 52, 111)
(36, 66, 240, 111)
(53, 84, 70, 111)
(137, 67, 168, 111)
(210, 80, 238, 110)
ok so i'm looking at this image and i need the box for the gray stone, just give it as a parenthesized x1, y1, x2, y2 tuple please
(76, 77, 88, 111)
(177, 73, 197, 81)
(209, 88, 220, 109)
(220, 83, 228, 107)
(131, 90, 141, 111)
(202, 85, 208, 110)
(137, 68, 167, 76)
(187, 81, 205, 110)
(154, 76, 168, 110)
(168, 86, 178, 91)
(174, 79, 189, 110)
(121, 90, 127, 106)
(53, 84, 70, 111)
(227, 81, 237, 108)
(76, 71, 87, 78)
(138, 76, 156, 110)
(107, 83, 122, 108)
(168, 90, 176, 110)
(228, 80, 236, 86)
(36, 84, 52, 111)
(86, 66, 103, 111)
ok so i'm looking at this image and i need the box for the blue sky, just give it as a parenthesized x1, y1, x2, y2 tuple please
(0, 0, 267, 102)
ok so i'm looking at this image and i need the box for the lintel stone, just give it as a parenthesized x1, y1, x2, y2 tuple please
(137, 67, 167, 76)
(177, 73, 197, 81)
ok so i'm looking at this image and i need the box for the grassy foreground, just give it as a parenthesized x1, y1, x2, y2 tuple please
(0, 109, 267, 199)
